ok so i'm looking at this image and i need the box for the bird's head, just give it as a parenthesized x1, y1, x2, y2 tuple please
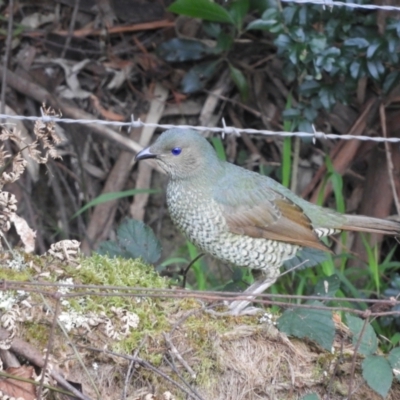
(135, 129, 221, 179)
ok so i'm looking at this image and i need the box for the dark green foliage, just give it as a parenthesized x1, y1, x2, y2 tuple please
(312, 274, 340, 297)
(156, 38, 218, 62)
(160, 0, 250, 97)
(283, 247, 329, 270)
(163, 0, 400, 130)
(346, 314, 378, 356)
(248, 1, 400, 129)
(278, 301, 335, 350)
(362, 355, 393, 398)
(97, 219, 162, 264)
(388, 348, 400, 383)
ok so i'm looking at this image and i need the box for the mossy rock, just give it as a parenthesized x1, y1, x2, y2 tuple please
(0, 252, 399, 399)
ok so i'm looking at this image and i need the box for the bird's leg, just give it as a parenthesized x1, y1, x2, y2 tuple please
(226, 275, 278, 316)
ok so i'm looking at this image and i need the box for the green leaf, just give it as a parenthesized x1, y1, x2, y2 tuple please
(211, 137, 227, 161)
(313, 274, 340, 297)
(282, 108, 301, 118)
(383, 71, 400, 94)
(367, 60, 384, 80)
(362, 355, 393, 398)
(216, 31, 234, 52)
(181, 60, 220, 93)
(117, 219, 162, 264)
(275, 33, 292, 50)
(309, 36, 327, 53)
(366, 41, 383, 59)
(228, 64, 249, 101)
(343, 37, 369, 48)
(72, 189, 159, 218)
(229, 0, 249, 30)
(346, 314, 378, 356)
(318, 87, 335, 109)
(349, 61, 361, 79)
(156, 38, 217, 62)
(261, 7, 279, 20)
(388, 347, 400, 383)
(97, 219, 162, 264)
(97, 241, 127, 258)
(168, 0, 234, 24)
(278, 301, 335, 350)
(202, 21, 221, 38)
(298, 119, 313, 133)
(299, 80, 320, 96)
(246, 18, 276, 30)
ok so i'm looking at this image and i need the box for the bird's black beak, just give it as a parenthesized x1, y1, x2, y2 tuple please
(135, 147, 157, 161)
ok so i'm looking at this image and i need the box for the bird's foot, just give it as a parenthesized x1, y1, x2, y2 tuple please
(206, 277, 277, 316)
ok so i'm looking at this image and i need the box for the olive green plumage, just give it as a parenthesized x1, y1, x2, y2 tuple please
(135, 129, 400, 275)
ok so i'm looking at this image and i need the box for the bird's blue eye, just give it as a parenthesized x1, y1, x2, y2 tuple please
(171, 147, 182, 156)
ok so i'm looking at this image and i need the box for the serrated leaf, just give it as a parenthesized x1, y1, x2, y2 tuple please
(156, 38, 216, 62)
(388, 347, 400, 382)
(229, 64, 248, 101)
(168, 0, 234, 24)
(97, 241, 129, 258)
(362, 355, 393, 398)
(346, 314, 378, 355)
(313, 275, 340, 297)
(117, 219, 161, 264)
(278, 301, 335, 350)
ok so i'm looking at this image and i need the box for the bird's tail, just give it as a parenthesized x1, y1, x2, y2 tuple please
(338, 215, 400, 236)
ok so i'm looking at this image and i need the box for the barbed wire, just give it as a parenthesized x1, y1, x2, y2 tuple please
(282, 0, 400, 11)
(1, 113, 400, 144)
(2, 280, 400, 317)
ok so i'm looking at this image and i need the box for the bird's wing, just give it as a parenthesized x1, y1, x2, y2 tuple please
(214, 168, 330, 252)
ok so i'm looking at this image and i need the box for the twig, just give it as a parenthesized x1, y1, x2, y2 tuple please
(290, 136, 300, 193)
(61, 0, 81, 59)
(380, 103, 400, 215)
(348, 310, 371, 399)
(0, 0, 13, 121)
(37, 292, 60, 399)
(122, 335, 148, 400)
(163, 332, 197, 379)
(182, 253, 205, 288)
(163, 356, 205, 400)
(0, 328, 92, 400)
(77, 345, 202, 400)
(325, 335, 345, 399)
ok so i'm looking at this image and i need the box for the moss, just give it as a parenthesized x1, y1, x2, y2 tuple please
(24, 322, 51, 348)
